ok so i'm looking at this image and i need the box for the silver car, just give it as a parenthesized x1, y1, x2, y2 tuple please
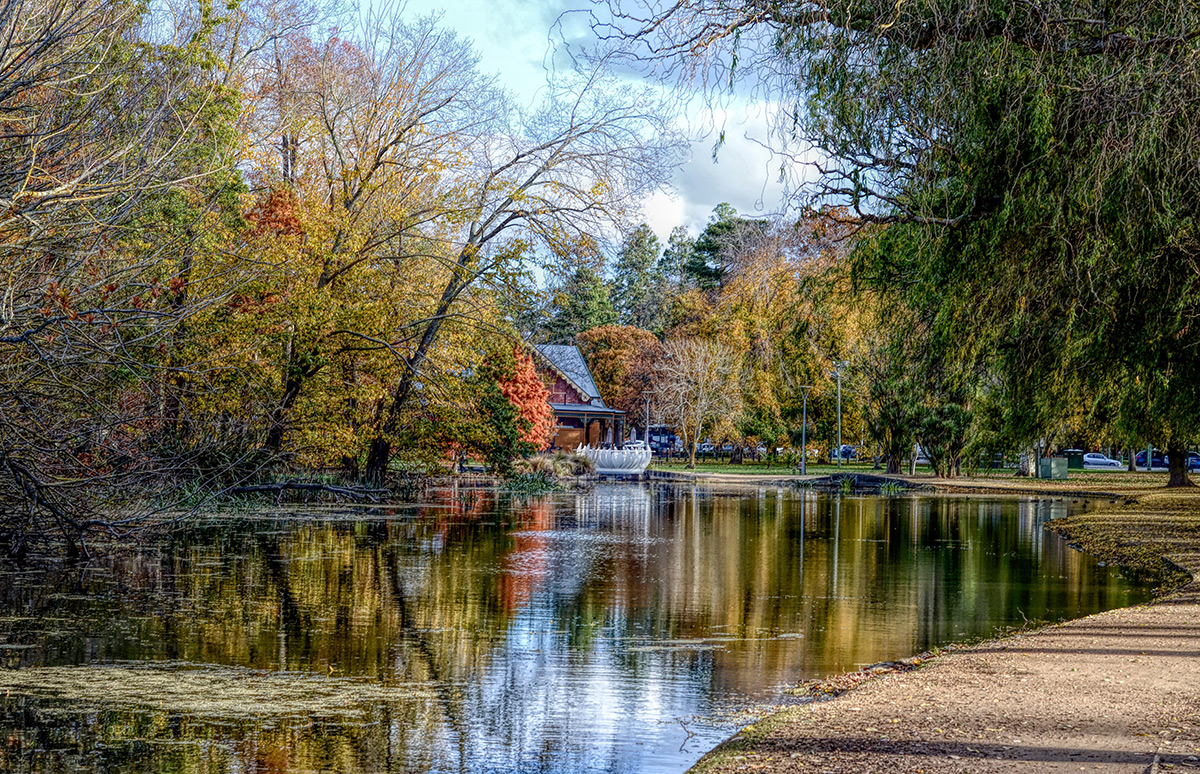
(1083, 452, 1123, 469)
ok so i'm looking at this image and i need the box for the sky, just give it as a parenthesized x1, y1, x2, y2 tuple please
(398, 0, 792, 243)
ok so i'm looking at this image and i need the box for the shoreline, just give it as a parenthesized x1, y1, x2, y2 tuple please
(645, 466, 1158, 498)
(684, 479, 1200, 773)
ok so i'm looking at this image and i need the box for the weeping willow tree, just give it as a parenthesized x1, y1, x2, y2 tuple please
(596, 0, 1200, 485)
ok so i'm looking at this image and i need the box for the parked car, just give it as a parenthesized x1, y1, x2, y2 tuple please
(834, 444, 858, 461)
(1083, 452, 1123, 469)
(1134, 450, 1168, 469)
(648, 430, 682, 453)
(1132, 450, 1200, 470)
(698, 441, 715, 454)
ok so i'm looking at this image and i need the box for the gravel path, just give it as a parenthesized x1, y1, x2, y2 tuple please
(692, 491, 1200, 774)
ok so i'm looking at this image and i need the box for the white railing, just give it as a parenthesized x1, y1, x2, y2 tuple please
(577, 446, 652, 476)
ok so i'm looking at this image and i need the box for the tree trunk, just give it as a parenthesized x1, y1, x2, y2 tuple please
(364, 437, 391, 486)
(1166, 441, 1193, 487)
(886, 455, 900, 474)
(365, 244, 479, 479)
(1126, 448, 1137, 473)
(688, 440, 697, 469)
(730, 446, 744, 464)
(338, 364, 361, 482)
(264, 372, 306, 452)
(340, 454, 360, 482)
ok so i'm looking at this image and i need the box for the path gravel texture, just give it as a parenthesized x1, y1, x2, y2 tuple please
(693, 490, 1200, 774)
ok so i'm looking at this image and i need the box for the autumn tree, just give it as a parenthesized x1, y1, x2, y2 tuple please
(360, 59, 683, 483)
(498, 348, 554, 451)
(576, 325, 664, 425)
(228, 0, 329, 185)
(660, 208, 856, 454)
(0, 0, 248, 555)
(216, 6, 680, 483)
(214, 9, 526, 474)
(655, 338, 742, 467)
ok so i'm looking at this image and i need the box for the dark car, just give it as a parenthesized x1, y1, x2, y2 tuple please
(1135, 450, 1168, 468)
(1134, 450, 1200, 470)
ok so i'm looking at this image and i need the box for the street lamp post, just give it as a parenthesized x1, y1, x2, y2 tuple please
(642, 389, 652, 447)
(831, 360, 849, 468)
(799, 385, 813, 476)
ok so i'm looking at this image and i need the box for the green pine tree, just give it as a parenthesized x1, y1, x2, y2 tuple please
(659, 225, 695, 293)
(544, 266, 618, 342)
(611, 224, 665, 331)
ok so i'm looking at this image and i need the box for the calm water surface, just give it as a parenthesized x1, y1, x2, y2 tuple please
(0, 483, 1152, 773)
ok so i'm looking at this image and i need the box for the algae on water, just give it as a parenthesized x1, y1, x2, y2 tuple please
(0, 662, 435, 723)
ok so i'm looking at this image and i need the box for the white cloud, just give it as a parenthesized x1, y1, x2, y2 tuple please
(640, 190, 687, 241)
(643, 100, 800, 239)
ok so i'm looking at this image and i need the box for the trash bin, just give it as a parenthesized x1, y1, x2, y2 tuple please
(1064, 449, 1085, 470)
(1039, 457, 1068, 480)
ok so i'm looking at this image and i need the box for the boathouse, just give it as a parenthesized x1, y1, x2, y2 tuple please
(533, 344, 625, 449)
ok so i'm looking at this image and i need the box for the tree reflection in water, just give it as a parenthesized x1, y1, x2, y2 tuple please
(0, 485, 1149, 774)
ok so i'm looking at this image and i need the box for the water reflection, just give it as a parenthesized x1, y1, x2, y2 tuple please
(0, 485, 1146, 774)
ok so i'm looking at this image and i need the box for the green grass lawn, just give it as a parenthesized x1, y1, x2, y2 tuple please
(647, 459, 907, 475)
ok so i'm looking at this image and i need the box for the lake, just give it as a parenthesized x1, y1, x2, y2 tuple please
(0, 483, 1152, 773)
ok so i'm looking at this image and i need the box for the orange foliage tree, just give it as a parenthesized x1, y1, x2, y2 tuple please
(498, 348, 554, 450)
(576, 325, 664, 420)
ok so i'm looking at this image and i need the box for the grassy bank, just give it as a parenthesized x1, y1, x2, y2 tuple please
(648, 459, 1175, 483)
(648, 460, 943, 476)
(1047, 487, 1200, 593)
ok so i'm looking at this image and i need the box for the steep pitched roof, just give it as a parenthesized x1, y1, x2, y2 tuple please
(533, 344, 606, 408)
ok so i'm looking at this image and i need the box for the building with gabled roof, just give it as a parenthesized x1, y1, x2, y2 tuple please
(533, 344, 625, 448)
